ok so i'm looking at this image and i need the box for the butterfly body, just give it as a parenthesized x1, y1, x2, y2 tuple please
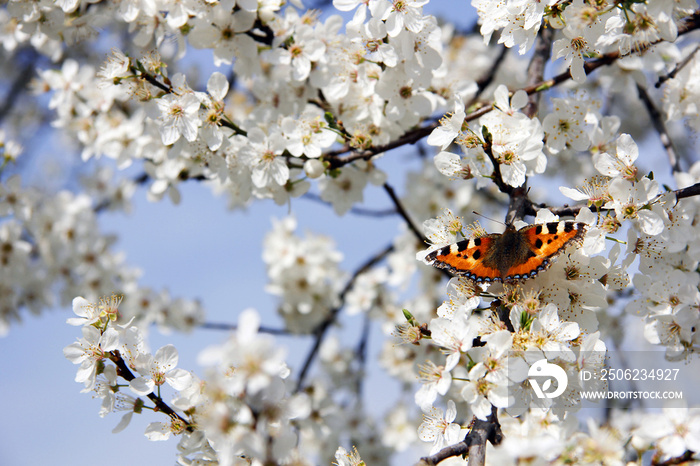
(426, 222, 587, 283)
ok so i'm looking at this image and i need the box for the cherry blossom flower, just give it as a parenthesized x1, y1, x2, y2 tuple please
(461, 330, 528, 419)
(129, 344, 192, 396)
(199, 71, 229, 151)
(542, 96, 596, 153)
(551, 0, 606, 83)
(415, 360, 452, 411)
(281, 110, 337, 158)
(64, 326, 120, 392)
(528, 305, 580, 361)
(268, 25, 326, 81)
(156, 90, 202, 146)
(417, 400, 461, 454)
(372, 0, 429, 37)
(319, 166, 369, 216)
(594, 133, 639, 180)
(334, 446, 365, 466)
(241, 127, 289, 188)
(188, 6, 257, 67)
(606, 177, 663, 236)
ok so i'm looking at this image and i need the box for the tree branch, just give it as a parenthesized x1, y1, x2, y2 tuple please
(636, 83, 681, 173)
(675, 181, 700, 201)
(109, 349, 192, 431)
(417, 407, 503, 466)
(523, 25, 554, 118)
(302, 192, 398, 217)
(383, 182, 427, 244)
(472, 45, 509, 99)
(656, 44, 700, 88)
(355, 313, 371, 398)
(199, 322, 289, 334)
(295, 243, 395, 392)
(0, 52, 36, 124)
(325, 125, 436, 170)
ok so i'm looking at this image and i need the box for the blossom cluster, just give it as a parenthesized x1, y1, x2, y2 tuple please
(63, 296, 194, 439)
(473, 0, 695, 81)
(262, 216, 346, 333)
(0, 171, 203, 334)
(21, 0, 466, 215)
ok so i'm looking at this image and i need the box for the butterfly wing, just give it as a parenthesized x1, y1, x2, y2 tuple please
(425, 236, 502, 282)
(502, 222, 587, 281)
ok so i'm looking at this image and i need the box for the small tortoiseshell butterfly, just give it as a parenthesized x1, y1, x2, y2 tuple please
(425, 222, 587, 283)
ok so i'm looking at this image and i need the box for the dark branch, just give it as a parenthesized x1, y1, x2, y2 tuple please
(0, 54, 36, 124)
(109, 349, 192, 431)
(473, 45, 509, 97)
(383, 182, 427, 244)
(199, 322, 289, 335)
(523, 25, 554, 118)
(656, 44, 700, 88)
(417, 407, 503, 466)
(355, 313, 371, 398)
(295, 243, 395, 392)
(636, 83, 681, 173)
(675, 181, 700, 201)
(325, 125, 436, 170)
(302, 192, 398, 217)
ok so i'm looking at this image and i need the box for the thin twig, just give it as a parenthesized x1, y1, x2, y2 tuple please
(302, 192, 398, 217)
(675, 181, 700, 200)
(0, 55, 36, 124)
(472, 45, 509, 98)
(636, 83, 682, 173)
(110, 349, 192, 431)
(383, 182, 427, 244)
(295, 243, 395, 392)
(325, 125, 435, 169)
(199, 322, 289, 335)
(355, 313, 371, 398)
(656, 44, 700, 88)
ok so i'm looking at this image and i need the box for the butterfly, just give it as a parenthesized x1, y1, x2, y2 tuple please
(425, 221, 587, 283)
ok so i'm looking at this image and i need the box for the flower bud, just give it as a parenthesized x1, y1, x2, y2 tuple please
(304, 159, 325, 178)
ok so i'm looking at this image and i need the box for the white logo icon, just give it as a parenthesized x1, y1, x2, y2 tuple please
(528, 359, 568, 399)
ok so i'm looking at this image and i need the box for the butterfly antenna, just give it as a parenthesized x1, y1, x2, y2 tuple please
(471, 211, 506, 227)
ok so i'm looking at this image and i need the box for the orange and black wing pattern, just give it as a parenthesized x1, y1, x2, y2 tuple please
(501, 222, 587, 282)
(425, 222, 587, 284)
(425, 234, 502, 283)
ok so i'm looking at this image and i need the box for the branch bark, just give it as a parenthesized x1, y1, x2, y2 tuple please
(295, 243, 395, 392)
(636, 83, 682, 173)
(417, 407, 503, 466)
